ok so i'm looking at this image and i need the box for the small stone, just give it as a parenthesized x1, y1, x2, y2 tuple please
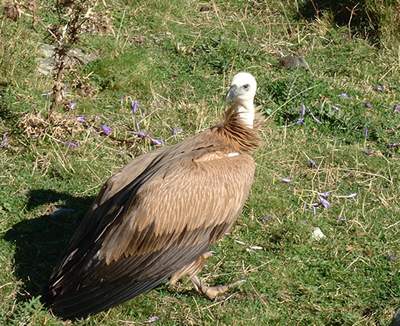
(145, 316, 159, 323)
(279, 55, 309, 69)
(312, 227, 326, 241)
(373, 84, 385, 92)
(386, 253, 398, 262)
(364, 101, 373, 109)
(339, 93, 350, 99)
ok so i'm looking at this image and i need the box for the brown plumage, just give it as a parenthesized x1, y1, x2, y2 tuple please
(47, 72, 262, 319)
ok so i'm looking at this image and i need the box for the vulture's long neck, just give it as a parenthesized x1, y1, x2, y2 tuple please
(236, 102, 255, 129)
(217, 102, 263, 152)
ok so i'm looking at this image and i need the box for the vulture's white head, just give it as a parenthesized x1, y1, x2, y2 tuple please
(226, 72, 257, 128)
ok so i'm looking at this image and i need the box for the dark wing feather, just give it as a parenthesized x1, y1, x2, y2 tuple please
(47, 142, 255, 319)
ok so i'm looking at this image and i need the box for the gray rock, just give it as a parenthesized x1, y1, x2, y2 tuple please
(279, 55, 309, 70)
(37, 44, 97, 75)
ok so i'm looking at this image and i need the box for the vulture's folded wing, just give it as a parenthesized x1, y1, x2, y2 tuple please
(48, 149, 255, 319)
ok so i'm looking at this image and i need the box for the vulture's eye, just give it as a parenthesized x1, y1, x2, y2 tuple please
(243, 84, 250, 90)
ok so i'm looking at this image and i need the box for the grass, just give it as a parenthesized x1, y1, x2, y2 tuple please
(1, 0, 400, 325)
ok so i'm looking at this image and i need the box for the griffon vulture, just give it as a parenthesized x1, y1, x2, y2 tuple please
(47, 72, 262, 319)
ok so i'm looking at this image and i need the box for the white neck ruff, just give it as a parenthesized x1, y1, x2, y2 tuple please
(235, 101, 255, 128)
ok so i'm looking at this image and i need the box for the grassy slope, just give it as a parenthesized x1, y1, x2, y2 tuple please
(0, 0, 399, 325)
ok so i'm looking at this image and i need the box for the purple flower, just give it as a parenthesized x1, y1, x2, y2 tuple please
(393, 104, 400, 113)
(150, 138, 164, 146)
(76, 116, 85, 123)
(319, 196, 330, 209)
(0, 133, 9, 148)
(300, 103, 306, 118)
(67, 101, 77, 110)
(307, 159, 317, 168)
(319, 191, 330, 198)
(63, 141, 79, 149)
(296, 104, 306, 125)
(131, 100, 139, 114)
(133, 130, 148, 139)
(386, 253, 398, 262)
(339, 92, 350, 99)
(364, 127, 369, 138)
(100, 124, 112, 136)
(172, 127, 183, 136)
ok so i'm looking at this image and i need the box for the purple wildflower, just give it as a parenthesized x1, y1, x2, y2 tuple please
(133, 130, 148, 139)
(364, 127, 369, 139)
(172, 127, 183, 136)
(0, 133, 9, 148)
(150, 138, 164, 146)
(67, 101, 77, 110)
(319, 196, 330, 209)
(296, 104, 306, 125)
(131, 100, 139, 114)
(307, 159, 317, 168)
(393, 104, 400, 113)
(319, 191, 330, 198)
(386, 253, 398, 262)
(63, 141, 79, 149)
(76, 116, 85, 123)
(339, 92, 350, 99)
(100, 124, 112, 136)
(300, 103, 306, 118)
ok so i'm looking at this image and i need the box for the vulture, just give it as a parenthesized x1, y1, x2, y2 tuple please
(47, 72, 263, 319)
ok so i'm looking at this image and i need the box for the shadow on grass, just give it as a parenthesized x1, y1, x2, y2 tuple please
(392, 309, 400, 326)
(3, 189, 94, 301)
(297, 0, 381, 43)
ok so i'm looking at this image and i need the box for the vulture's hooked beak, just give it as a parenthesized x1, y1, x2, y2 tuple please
(226, 84, 238, 102)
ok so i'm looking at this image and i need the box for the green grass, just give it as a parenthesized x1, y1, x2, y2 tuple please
(1, 0, 400, 325)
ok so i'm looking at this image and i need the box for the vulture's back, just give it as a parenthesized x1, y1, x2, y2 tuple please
(46, 129, 256, 319)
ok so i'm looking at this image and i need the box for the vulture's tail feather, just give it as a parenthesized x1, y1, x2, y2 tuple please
(48, 277, 166, 320)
